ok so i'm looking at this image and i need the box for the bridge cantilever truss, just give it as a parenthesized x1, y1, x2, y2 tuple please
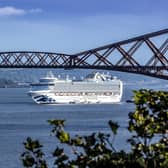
(0, 29, 168, 79)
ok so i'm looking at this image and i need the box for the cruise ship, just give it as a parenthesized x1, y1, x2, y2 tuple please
(28, 72, 123, 104)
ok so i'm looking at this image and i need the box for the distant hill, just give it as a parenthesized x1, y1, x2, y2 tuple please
(0, 78, 17, 87)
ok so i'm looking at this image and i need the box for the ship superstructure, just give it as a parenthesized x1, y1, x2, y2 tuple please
(28, 72, 123, 104)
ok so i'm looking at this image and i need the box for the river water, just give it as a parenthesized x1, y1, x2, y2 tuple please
(0, 70, 167, 168)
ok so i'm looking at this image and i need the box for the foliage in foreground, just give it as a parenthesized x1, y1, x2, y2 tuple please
(21, 89, 168, 168)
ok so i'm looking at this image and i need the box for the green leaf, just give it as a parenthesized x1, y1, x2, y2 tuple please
(53, 147, 64, 157)
(48, 119, 65, 127)
(59, 131, 70, 143)
(108, 120, 119, 135)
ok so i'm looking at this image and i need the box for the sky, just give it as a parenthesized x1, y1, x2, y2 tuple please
(0, 0, 167, 54)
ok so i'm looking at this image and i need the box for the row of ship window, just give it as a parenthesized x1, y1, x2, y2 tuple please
(53, 92, 119, 96)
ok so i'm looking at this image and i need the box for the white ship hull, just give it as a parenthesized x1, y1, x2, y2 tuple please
(29, 90, 123, 104)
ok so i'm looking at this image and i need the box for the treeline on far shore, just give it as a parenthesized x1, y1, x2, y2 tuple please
(0, 78, 29, 88)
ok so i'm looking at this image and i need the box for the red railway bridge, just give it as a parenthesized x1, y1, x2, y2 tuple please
(0, 29, 168, 79)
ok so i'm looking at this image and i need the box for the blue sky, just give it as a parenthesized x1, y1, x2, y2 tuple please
(0, 0, 167, 54)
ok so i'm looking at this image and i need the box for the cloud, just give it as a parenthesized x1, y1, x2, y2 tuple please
(0, 6, 25, 16)
(29, 8, 43, 14)
(0, 6, 42, 16)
